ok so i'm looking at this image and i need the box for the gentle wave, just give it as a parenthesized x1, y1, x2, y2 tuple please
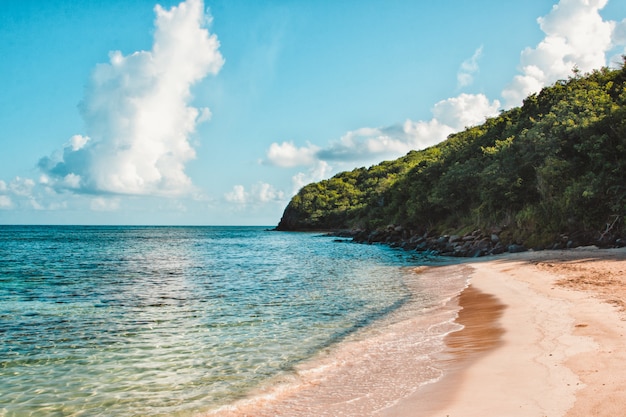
(0, 226, 465, 416)
(205, 264, 470, 416)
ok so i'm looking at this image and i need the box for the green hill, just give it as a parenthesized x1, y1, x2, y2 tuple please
(277, 61, 626, 254)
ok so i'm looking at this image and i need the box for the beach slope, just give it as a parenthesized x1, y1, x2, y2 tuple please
(385, 247, 626, 417)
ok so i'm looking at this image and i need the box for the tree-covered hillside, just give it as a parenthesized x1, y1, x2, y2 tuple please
(277, 61, 626, 250)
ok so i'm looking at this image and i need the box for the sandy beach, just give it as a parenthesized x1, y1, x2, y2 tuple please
(385, 247, 626, 417)
(205, 247, 626, 417)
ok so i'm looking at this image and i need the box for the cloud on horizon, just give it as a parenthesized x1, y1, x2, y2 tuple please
(3, 0, 626, 217)
(263, 0, 626, 198)
(224, 182, 286, 206)
(38, 0, 223, 197)
(264, 93, 501, 169)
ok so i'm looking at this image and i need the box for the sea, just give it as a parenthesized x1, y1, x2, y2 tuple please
(0, 226, 469, 417)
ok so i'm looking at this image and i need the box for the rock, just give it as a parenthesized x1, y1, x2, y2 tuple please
(449, 235, 461, 243)
(477, 238, 492, 250)
(491, 234, 500, 243)
(410, 236, 425, 244)
(491, 242, 506, 255)
(507, 244, 526, 253)
(415, 241, 428, 251)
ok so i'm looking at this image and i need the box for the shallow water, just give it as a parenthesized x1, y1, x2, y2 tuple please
(0, 226, 469, 416)
(207, 264, 470, 416)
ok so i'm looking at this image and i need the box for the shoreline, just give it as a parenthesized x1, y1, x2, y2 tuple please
(379, 284, 506, 416)
(205, 264, 470, 417)
(204, 247, 626, 416)
(385, 247, 626, 416)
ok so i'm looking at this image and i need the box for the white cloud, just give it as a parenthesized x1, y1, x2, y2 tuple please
(291, 160, 333, 194)
(0, 195, 12, 209)
(317, 126, 406, 162)
(90, 197, 121, 211)
(431, 93, 501, 131)
(28, 197, 44, 210)
(68, 135, 90, 151)
(39, 0, 224, 196)
(63, 173, 82, 189)
(457, 46, 483, 88)
(9, 177, 36, 196)
(615, 18, 626, 43)
(1, 175, 73, 211)
(225, 182, 286, 205)
(611, 18, 626, 65)
(309, 94, 500, 164)
(265, 141, 319, 167)
(256, 182, 285, 203)
(502, 0, 617, 107)
(262, 94, 499, 198)
(224, 185, 247, 204)
(265, 0, 626, 174)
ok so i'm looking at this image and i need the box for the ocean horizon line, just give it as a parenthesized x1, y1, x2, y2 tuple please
(0, 223, 276, 228)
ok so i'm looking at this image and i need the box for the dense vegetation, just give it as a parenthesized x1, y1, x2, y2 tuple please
(277, 61, 626, 249)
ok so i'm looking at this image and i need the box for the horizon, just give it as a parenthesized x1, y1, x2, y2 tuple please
(1, 0, 625, 226)
(0, 224, 274, 227)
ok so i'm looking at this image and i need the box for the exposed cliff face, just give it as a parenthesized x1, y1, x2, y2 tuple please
(276, 204, 300, 231)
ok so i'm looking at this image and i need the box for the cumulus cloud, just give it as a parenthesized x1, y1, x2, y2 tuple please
(90, 197, 121, 211)
(39, 0, 223, 196)
(265, 141, 319, 167)
(291, 160, 333, 193)
(0, 175, 72, 211)
(265, 0, 626, 180)
(225, 182, 286, 205)
(431, 93, 499, 131)
(274, 93, 500, 168)
(256, 182, 285, 203)
(614, 18, 626, 45)
(9, 177, 36, 197)
(502, 0, 617, 107)
(224, 185, 247, 204)
(0, 195, 12, 209)
(611, 18, 626, 65)
(457, 46, 483, 88)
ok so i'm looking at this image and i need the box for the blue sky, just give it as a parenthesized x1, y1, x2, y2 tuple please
(1, 0, 625, 225)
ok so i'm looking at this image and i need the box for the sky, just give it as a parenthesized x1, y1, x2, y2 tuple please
(1, 0, 625, 226)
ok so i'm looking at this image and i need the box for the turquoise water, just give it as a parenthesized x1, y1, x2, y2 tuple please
(0, 226, 432, 416)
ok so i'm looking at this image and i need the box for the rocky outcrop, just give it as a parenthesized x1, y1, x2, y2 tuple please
(275, 205, 300, 231)
(332, 225, 625, 258)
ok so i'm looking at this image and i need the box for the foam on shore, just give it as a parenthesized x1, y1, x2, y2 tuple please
(204, 264, 471, 416)
(206, 248, 626, 417)
(380, 284, 506, 416)
(388, 248, 626, 417)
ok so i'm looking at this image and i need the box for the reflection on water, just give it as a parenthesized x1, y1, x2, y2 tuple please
(0, 226, 434, 416)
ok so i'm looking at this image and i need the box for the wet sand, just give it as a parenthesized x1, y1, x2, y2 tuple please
(205, 265, 470, 417)
(380, 285, 506, 416)
(385, 247, 626, 417)
(206, 247, 626, 416)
